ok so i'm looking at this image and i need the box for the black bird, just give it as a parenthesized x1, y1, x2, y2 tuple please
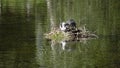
(67, 19, 76, 27)
(60, 19, 77, 32)
(66, 19, 76, 30)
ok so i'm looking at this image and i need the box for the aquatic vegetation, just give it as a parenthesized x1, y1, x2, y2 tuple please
(44, 28, 72, 42)
(45, 25, 98, 42)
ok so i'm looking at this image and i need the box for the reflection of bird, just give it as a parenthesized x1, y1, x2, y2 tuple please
(61, 41, 66, 50)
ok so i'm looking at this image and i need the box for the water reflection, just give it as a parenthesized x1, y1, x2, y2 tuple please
(50, 37, 96, 51)
(44, 0, 120, 68)
(0, 0, 120, 68)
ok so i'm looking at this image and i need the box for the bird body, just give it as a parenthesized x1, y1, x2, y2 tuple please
(60, 22, 67, 31)
(60, 19, 77, 32)
(66, 19, 76, 28)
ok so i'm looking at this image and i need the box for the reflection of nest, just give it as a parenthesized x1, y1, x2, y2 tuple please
(44, 26, 98, 42)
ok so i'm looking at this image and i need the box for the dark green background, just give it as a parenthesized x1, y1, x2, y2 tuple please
(0, 0, 120, 68)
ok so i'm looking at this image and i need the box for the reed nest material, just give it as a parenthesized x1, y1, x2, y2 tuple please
(44, 26, 98, 42)
(44, 29, 73, 41)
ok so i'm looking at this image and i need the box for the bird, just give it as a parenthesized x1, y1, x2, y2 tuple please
(60, 19, 77, 32)
(67, 19, 76, 28)
(59, 22, 69, 32)
(60, 22, 66, 31)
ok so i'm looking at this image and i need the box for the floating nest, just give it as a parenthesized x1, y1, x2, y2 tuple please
(44, 26, 98, 42)
(44, 28, 72, 42)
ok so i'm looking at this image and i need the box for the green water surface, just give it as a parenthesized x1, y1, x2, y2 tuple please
(0, 0, 120, 68)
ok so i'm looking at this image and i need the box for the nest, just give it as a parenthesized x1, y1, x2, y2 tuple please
(44, 26, 98, 42)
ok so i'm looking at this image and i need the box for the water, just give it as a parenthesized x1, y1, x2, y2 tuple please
(0, 0, 120, 68)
